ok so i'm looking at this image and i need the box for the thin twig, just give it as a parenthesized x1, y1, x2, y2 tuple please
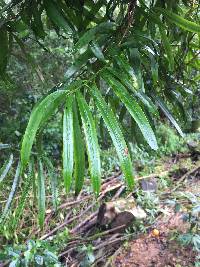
(40, 195, 103, 240)
(40, 169, 170, 240)
(93, 235, 127, 251)
(112, 186, 126, 199)
(59, 195, 91, 209)
(136, 171, 169, 181)
(70, 211, 98, 234)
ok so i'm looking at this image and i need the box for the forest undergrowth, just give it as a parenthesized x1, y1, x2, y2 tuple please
(0, 127, 199, 267)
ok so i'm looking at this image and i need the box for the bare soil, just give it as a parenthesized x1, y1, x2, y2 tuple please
(114, 212, 196, 267)
(112, 168, 200, 267)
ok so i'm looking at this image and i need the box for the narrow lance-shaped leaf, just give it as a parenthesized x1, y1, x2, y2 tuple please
(0, 161, 21, 223)
(75, 22, 115, 50)
(44, 157, 58, 210)
(44, 0, 73, 33)
(65, 50, 93, 80)
(0, 28, 8, 75)
(11, 161, 34, 229)
(164, 89, 188, 122)
(155, 96, 184, 137)
(159, 26, 174, 71)
(32, 4, 46, 39)
(115, 56, 134, 79)
(102, 70, 158, 150)
(150, 56, 158, 84)
(128, 48, 144, 91)
(156, 8, 200, 33)
(65, 35, 108, 80)
(134, 92, 159, 117)
(89, 84, 134, 189)
(37, 159, 45, 228)
(73, 101, 85, 195)
(77, 92, 101, 196)
(20, 80, 82, 173)
(21, 91, 64, 173)
(0, 154, 13, 183)
(32, 158, 37, 203)
(83, 0, 105, 28)
(106, 68, 158, 116)
(63, 95, 74, 192)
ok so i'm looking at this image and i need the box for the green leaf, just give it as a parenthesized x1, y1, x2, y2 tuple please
(159, 26, 174, 71)
(32, 5, 46, 39)
(90, 41, 105, 61)
(44, 0, 72, 33)
(77, 92, 101, 196)
(164, 89, 188, 122)
(63, 95, 74, 193)
(65, 34, 109, 81)
(90, 84, 134, 189)
(65, 50, 93, 80)
(150, 56, 158, 84)
(73, 101, 85, 195)
(104, 67, 135, 91)
(128, 48, 141, 76)
(21, 91, 64, 173)
(102, 71, 158, 150)
(128, 48, 144, 90)
(20, 80, 82, 173)
(114, 55, 134, 79)
(11, 161, 33, 229)
(52, 0, 76, 31)
(103, 67, 158, 116)
(37, 159, 45, 228)
(0, 28, 8, 75)
(0, 161, 21, 223)
(157, 8, 200, 33)
(123, 31, 157, 47)
(0, 154, 13, 183)
(83, 0, 105, 28)
(44, 157, 58, 210)
(32, 159, 37, 203)
(155, 97, 184, 137)
(134, 92, 159, 116)
(75, 22, 115, 50)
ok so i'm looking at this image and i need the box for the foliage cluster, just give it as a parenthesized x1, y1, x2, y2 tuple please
(0, 0, 199, 230)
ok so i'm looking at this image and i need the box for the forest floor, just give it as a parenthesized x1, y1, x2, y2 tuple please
(114, 187, 199, 267)
(0, 148, 200, 267)
(113, 158, 200, 267)
(54, 151, 200, 267)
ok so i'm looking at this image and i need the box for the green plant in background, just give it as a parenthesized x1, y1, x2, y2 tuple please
(178, 233, 200, 251)
(0, 0, 200, 228)
(178, 193, 200, 249)
(135, 190, 160, 223)
(0, 240, 61, 267)
(155, 124, 185, 156)
(167, 191, 200, 266)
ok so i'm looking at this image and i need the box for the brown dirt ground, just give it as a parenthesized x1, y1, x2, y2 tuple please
(113, 212, 197, 267)
(112, 162, 200, 267)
